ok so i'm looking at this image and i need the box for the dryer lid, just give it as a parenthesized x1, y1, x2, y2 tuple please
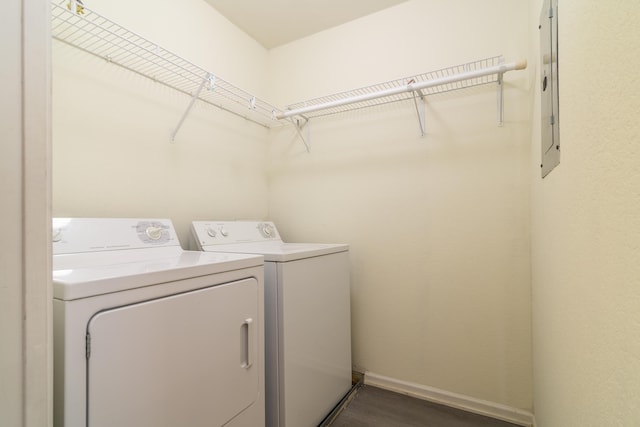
(53, 250, 263, 301)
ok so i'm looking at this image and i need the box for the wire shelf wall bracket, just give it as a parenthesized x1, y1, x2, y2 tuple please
(287, 116, 311, 153)
(275, 56, 527, 146)
(170, 74, 209, 142)
(410, 84, 427, 137)
(51, 0, 282, 142)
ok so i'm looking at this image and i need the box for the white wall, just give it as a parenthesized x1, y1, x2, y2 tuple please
(267, 0, 532, 411)
(530, 1, 640, 426)
(52, 0, 272, 245)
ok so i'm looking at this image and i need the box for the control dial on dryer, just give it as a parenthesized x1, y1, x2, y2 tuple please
(136, 221, 170, 244)
(145, 226, 163, 241)
(206, 227, 217, 238)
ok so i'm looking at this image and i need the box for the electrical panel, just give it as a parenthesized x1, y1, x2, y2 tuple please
(540, 0, 560, 178)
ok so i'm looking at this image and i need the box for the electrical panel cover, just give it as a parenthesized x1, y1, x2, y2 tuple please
(540, 0, 560, 177)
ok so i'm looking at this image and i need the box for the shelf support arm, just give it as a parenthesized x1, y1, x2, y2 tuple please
(287, 116, 311, 152)
(410, 84, 426, 137)
(170, 74, 211, 143)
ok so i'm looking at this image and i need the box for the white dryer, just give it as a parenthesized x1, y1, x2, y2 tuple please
(190, 221, 352, 427)
(52, 218, 265, 427)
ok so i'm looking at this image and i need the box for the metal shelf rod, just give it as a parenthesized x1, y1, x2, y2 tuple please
(276, 60, 527, 120)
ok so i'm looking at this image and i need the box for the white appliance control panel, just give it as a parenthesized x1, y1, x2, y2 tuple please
(191, 221, 280, 247)
(52, 218, 180, 254)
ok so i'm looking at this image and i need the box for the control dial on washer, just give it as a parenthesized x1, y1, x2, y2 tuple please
(219, 226, 229, 237)
(206, 227, 217, 238)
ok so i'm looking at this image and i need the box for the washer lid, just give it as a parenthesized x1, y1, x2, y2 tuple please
(191, 220, 348, 262)
(53, 250, 263, 301)
(199, 241, 348, 262)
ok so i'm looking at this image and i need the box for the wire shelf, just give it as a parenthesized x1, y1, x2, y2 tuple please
(51, 0, 280, 129)
(50, 0, 525, 140)
(282, 56, 506, 119)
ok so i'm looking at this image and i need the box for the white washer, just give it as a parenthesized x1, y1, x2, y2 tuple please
(52, 218, 265, 427)
(190, 221, 352, 427)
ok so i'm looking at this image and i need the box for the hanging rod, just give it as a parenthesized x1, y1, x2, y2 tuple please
(276, 58, 527, 120)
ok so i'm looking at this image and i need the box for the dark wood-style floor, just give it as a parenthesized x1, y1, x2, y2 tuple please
(327, 385, 522, 427)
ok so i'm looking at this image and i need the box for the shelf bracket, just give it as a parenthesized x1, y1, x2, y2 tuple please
(409, 82, 426, 137)
(170, 74, 211, 143)
(291, 116, 311, 153)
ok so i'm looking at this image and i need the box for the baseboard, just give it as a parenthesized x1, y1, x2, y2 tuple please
(364, 371, 534, 427)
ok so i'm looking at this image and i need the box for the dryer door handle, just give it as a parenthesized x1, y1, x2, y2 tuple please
(241, 318, 253, 369)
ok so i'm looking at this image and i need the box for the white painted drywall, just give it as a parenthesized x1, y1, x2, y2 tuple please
(530, 0, 640, 425)
(267, 0, 533, 411)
